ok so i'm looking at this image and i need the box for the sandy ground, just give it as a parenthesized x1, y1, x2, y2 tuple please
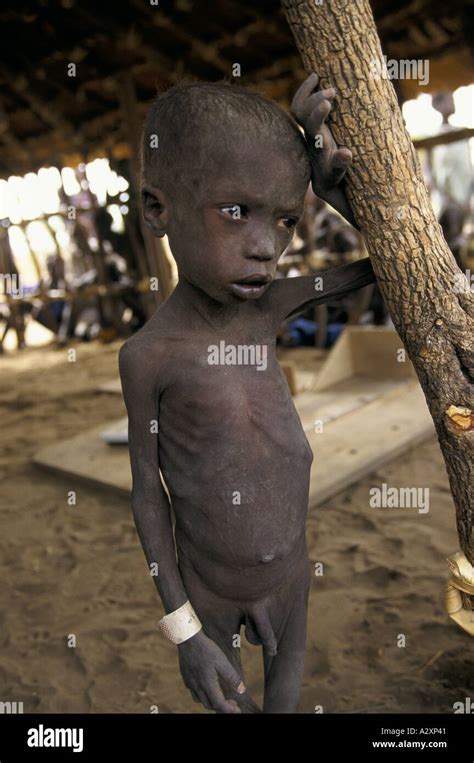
(0, 340, 472, 714)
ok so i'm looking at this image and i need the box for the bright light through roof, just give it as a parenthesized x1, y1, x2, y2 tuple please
(402, 84, 474, 169)
(0, 158, 130, 280)
(61, 167, 80, 197)
(86, 158, 110, 205)
(0, 159, 130, 223)
(403, 84, 474, 137)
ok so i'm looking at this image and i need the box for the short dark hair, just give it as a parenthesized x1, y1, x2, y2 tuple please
(141, 77, 309, 198)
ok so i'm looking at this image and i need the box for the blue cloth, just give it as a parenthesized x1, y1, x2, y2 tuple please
(288, 318, 345, 348)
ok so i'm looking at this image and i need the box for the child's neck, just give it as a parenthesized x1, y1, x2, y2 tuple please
(170, 276, 245, 331)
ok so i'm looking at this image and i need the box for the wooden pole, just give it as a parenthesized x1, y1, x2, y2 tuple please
(119, 73, 174, 305)
(282, 0, 474, 633)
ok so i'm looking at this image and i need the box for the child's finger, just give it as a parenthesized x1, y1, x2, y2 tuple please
(216, 656, 246, 694)
(321, 87, 336, 99)
(291, 72, 320, 106)
(295, 89, 335, 133)
(337, 147, 352, 162)
(325, 148, 353, 186)
(293, 94, 331, 127)
(209, 694, 242, 714)
(195, 687, 213, 711)
(305, 99, 333, 135)
(290, 72, 320, 119)
(206, 675, 242, 714)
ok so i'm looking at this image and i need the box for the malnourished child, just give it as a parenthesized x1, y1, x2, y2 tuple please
(119, 73, 375, 713)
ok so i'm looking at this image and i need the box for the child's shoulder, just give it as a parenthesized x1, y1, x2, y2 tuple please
(118, 317, 171, 385)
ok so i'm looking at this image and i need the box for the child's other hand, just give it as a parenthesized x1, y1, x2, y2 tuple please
(178, 630, 245, 713)
(290, 72, 352, 197)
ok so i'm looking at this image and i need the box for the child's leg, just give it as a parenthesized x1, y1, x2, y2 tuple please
(261, 559, 312, 713)
(179, 555, 261, 713)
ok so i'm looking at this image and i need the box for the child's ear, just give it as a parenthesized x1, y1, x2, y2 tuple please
(141, 185, 169, 238)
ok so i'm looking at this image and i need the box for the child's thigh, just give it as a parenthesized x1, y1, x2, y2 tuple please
(268, 558, 312, 652)
(262, 559, 312, 712)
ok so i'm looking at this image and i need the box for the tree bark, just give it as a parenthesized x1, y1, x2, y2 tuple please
(282, 0, 474, 627)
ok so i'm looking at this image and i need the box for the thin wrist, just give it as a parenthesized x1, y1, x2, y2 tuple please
(157, 599, 202, 644)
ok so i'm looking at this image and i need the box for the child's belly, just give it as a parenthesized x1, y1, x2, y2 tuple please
(158, 359, 313, 590)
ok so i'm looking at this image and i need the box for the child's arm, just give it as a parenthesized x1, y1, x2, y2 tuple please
(290, 72, 357, 228)
(264, 73, 376, 322)
(267, 257, 376, 323)
(119, 339, 245, 713)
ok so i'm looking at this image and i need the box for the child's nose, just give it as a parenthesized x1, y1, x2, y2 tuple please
(243, 228, 276, 262)
(245, 250, 274, 262)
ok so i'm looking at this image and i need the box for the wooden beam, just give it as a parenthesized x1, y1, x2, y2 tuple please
(413, 126, 474, 151)
(0, 65, 81, 149)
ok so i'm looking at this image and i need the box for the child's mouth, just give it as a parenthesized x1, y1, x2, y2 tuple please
(230, 274, 272, 299)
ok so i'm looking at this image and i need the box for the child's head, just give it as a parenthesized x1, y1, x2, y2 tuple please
(141, 80, 311, 303)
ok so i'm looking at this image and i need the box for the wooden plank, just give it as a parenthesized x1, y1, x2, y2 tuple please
(295, 377, 410, 431)
(314, 326, 415, 391)
(97, 379, 122, 394)
(33, 423, 132, 497)
(101, 417, 128, 444)
(280, 361, 298, 396)
(307, 380, 434, 506)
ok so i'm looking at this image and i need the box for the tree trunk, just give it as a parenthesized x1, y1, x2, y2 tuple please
(282, 0, 474, 632)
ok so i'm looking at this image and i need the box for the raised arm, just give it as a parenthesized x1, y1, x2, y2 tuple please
(290, 72, 358, 228)
(264, 73, 377, 323)
(118, 338, 247, 713)
(268, 257, 376, 323)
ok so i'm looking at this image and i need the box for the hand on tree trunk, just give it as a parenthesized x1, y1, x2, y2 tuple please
(290, 72, 357, 227)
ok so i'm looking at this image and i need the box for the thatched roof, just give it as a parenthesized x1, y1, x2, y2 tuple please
(1, 0, 472, 176)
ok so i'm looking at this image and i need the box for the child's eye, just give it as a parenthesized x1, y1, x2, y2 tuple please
(220, 205, 248, 220)
(278, 217, 298, 230)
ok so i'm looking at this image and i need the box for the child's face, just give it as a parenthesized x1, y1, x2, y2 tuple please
(166, 133, 310, 303)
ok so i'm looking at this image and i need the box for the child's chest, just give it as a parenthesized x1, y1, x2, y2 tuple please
(161, 338, 310, 461)
(173, 330, 277, 393)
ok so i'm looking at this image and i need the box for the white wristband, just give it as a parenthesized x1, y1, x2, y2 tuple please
(157, 600, 202, 644)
